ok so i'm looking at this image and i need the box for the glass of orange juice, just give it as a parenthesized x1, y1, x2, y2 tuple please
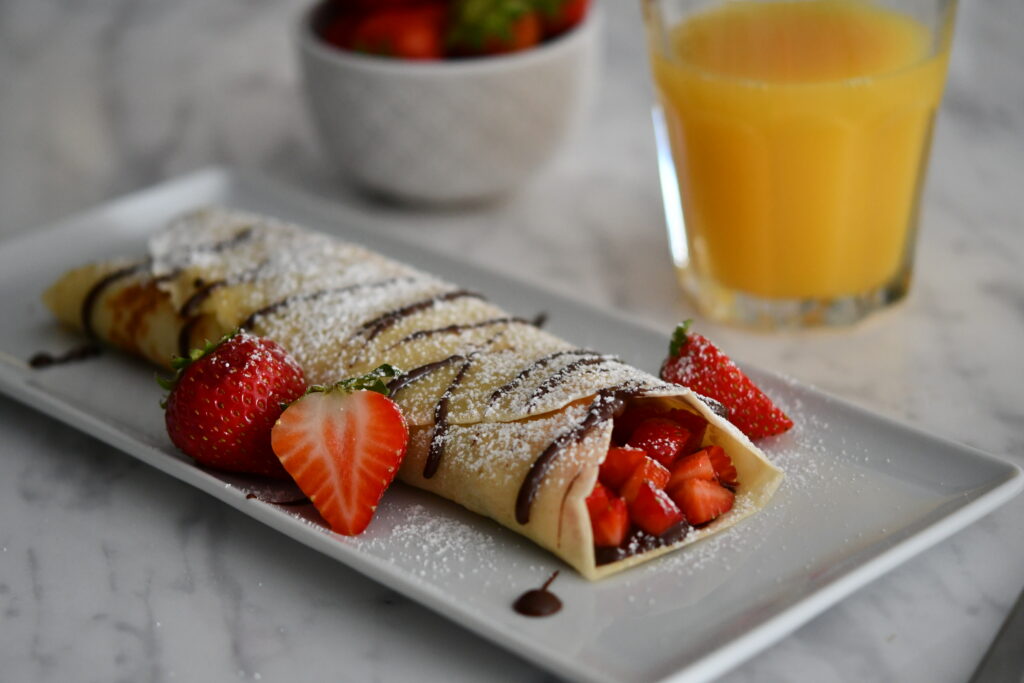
(642, 0, 957, 328)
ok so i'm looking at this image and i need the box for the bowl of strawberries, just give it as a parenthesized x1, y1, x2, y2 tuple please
(298, 0, 598, 204)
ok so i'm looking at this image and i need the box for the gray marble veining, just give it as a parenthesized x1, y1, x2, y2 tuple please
(1, 0, 1022, 681)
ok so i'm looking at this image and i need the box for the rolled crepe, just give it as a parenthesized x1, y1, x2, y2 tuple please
(43, 208, 783, 580)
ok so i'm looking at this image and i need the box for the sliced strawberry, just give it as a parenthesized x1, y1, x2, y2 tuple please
(587, 486, 629, 547)
(667, 451, 716, 491)
(666, 408, 708, 455)
(598, 446, 646, 491)
(271, 367, 409, 536)
(611, 402, 666, 445)
(629, 482, 685, 536)
(620, 457, 670, 504)
(627, 418, 689, 467)
(661, 321, 793, 440)
(669, 478, 735, 526)
(704, 445, 739, 488)
(585, 481, 612, 518)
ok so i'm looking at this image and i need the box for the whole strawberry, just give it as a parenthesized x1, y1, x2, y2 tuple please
(446, 0, 541, 56)
(161, 331, 306, 478)
(660, 321, 793, 440)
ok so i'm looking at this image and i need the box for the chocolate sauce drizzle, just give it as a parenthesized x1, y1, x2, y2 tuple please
(515, 387, 638, 525)
(80, 261, 150, 338)
(386, 354, 466, 396)
(694, 393, 729, 420)
(487, 349, 600, 405)
(594, 522, 691, 566)
(239, 277, 416, 332)
(354, 289, 483, 341)
(390, 316, 529, 347)
(523, 355, 619, 409)
(177, 317, 202, 357)
(28, 343, 102, 369)
(512, 571, 562, 617)
(179, 278, 227, 317)
(424, 356, 474, 479)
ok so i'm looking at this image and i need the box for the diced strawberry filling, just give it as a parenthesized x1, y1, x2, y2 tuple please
(669, 477, 735, 526)
(667, 451, 716, 490)
(588, 401, 740, 553)
(586, 484, 629, 547)
(629, 482, 684, 536)
(626, 417, 689, 467)
(620, 457, 670, 504)
(703, 444, 738, 488)
(598, 446, 646, 490)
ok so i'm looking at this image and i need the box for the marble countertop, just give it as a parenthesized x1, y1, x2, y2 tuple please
(2, 0, 1022, 681)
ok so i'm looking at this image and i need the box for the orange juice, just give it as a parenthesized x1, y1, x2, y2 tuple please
(650, 0, 952, 300)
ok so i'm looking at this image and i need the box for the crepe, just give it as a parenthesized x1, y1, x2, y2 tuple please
(42, 208, 783, 580)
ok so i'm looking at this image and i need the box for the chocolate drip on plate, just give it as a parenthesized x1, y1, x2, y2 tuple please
(512, 571, 562, 617)
(28, 343, 102, 369)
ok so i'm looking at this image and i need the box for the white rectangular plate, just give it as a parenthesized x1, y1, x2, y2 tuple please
(1, 168, 1020, 683)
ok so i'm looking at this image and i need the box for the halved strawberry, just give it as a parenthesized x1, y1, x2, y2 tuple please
(586, 484, 629, 547)
(669, 478, 735, 526)
(620, 457, 670, 504)
(598, 446, 646, 491)
(629, 482, 685, 536)
(271, 366, 409, 536)
(667, 450, 716, 491)
(661, 321, 793, 440)
(627, 418, 689, 467)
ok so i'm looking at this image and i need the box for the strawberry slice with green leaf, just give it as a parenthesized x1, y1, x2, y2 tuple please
(271, 365, 409, 536)
(660, 321, 794, 440)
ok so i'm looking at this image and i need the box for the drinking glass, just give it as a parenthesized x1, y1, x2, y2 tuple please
(642, 0, 957, 328)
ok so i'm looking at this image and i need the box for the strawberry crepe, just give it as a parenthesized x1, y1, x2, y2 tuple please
(42, 208, 783, 579)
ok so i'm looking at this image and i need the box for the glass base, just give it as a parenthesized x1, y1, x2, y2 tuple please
(677, 267, 912, 330)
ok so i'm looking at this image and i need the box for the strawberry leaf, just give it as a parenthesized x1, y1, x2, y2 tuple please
(306, 364, 403, 398)
(156, 329, 240, 400)
(669, 320, 693, 358)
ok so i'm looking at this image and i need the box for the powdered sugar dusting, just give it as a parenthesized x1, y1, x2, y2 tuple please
(350, 503, 501, 579)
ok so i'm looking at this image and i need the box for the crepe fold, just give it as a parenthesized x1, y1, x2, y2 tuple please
(42, 208, 783, 580)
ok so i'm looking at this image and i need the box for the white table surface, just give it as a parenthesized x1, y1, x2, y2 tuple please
(1, 1, 1022, 681)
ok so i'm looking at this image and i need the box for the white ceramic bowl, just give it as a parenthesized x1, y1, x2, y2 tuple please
(297, 2, 599, 204)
